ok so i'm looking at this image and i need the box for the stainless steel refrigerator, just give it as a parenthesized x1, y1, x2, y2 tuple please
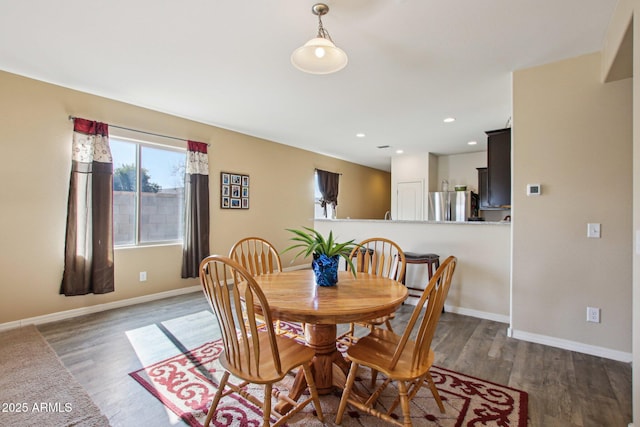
(428, 191, 478, 222)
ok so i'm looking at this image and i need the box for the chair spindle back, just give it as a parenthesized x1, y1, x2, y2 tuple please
(349, 238, 406, 282)
(389, 256, 457, 371)
(199, 255, 282, 377)
(229, 237, 282, 276)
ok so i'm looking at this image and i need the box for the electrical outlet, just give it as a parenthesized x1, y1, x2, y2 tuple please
(586, 307, 600, 323)
(139, 271, 147, 282)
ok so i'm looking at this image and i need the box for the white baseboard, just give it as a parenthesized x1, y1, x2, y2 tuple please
(403, 299, 510, 324)
(444, 304, 510, 324)
(510, 328, 633, 363)
(0, 285, 202, 333)
(0, 268, 309, 333)
(416, 302, 632, 364)
(3, 283, 632, 365)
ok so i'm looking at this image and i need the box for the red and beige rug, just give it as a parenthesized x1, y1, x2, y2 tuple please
(130, 334, 529, 426)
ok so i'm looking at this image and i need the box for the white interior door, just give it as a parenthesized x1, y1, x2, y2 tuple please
(397, 181, 424, 220)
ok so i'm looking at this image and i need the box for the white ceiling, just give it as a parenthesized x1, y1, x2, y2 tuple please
(0, 0, 617, 171)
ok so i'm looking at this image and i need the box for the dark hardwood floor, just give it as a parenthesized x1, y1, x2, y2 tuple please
(37, 291, 632, 427)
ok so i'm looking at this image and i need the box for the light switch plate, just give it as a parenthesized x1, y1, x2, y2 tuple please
(587, 223, 601, 238)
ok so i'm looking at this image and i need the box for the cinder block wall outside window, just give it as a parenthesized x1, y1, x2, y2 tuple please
(114, 189, 184, 244)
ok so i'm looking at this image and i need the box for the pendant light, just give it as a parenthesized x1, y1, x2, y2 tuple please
(291, 3, 348, 75)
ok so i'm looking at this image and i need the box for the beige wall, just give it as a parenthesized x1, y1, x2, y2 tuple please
(602, 0, 638, 422)
(0, 70, 390, 325)
(437, 151, 486, 194)
(512, 53, 632, 355)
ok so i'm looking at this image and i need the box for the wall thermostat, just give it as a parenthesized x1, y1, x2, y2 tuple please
(526, 184, 541, 196)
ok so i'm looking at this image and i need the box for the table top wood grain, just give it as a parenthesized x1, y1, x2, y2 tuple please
(252, 269, 408, 324)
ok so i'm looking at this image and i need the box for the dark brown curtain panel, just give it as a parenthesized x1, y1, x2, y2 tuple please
(60, 118, 114, 296)
(181, 140, 210, 278)
(316, 169, 340, 217)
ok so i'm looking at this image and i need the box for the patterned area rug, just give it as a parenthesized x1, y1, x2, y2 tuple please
(130, 327, 528, 427)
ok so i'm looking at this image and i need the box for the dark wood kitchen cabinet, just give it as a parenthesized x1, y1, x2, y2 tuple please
(480, 128, 511, 209)
(476, 167, 491, 209)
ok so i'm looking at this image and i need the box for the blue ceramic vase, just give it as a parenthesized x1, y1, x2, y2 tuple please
(312, 253, 339, 287)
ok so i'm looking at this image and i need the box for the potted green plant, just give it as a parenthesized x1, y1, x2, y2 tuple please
(283, 227, 359, 287)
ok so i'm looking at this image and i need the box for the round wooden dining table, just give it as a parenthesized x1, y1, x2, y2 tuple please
(251, 269, 408, 413)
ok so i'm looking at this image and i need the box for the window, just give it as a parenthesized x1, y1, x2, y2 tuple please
(111, 138, 186, 246)
(314, 171, 336, 219)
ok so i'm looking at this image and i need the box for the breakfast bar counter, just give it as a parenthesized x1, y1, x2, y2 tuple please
(313, 218, 511, 323)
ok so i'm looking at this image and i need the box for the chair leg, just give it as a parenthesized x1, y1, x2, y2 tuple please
(396, 380, 413, 427)
(388, 374, 427, 415)
(262, 383, 272, 427)
(204, 371, 230, 427)
(371, 369, 378, 388)
(337, 322, 357, 347)
(426, 371, 445, 413)
(348, 322, 356, 344)
(336, 362, 360, 424)
(302, 363, 324, 422)
(384, 318, 394, 333)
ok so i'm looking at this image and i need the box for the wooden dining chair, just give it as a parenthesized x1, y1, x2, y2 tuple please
(199, 255, 324, 427)
(229, 237, 304, 339)
(229, 236, 283, 276)
(335, 256, 457, 427)
(338, 237, 407, 346)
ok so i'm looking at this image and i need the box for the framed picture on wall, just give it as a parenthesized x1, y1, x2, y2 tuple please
(221, 171, 249, 209)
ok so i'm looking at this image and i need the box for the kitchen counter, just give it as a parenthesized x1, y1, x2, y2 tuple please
(317, 218, 510, 225)
(313, 218, 511, 323)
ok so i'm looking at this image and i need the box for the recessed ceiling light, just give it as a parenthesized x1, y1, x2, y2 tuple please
(396, 149, 404, 154)
(443, 117, 456, 123)
(467, 140, 477, 145)
(356, 133, 366, 138)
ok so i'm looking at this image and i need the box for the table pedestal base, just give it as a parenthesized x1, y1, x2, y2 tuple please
(275, 323, 354, 414)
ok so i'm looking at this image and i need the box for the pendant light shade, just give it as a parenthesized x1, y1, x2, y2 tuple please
(291, 3, 348, 75)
